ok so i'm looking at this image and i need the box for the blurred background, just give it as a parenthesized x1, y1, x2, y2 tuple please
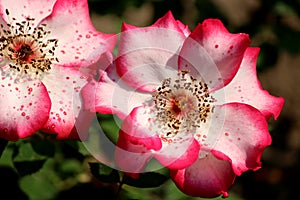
(1, 0, 300, 199)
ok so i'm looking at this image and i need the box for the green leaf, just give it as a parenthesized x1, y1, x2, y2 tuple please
(89, 162, 120, 183)
(14, 160, 46, 176)
(98, 114, 121, 145)
(19, 171, 58, 200)
(12, 141, 46, 162)
(0, 138, 8, 158)
(11, 140, 48, 176)
(123, 171, 169, 188)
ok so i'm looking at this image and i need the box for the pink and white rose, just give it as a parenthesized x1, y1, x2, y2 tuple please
(83, 11, 284, 197)
(0, 0, 116, 141)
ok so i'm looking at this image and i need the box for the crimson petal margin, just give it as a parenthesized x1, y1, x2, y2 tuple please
(0, 77, 51, 141)
(116, 12, 188, 92)
(41, 65, 93, 140)
(115, 106, 162, 173)
(154, 135, 200, 170)
(170, 152, 235, 198)
(213, 47, 284, 120)
(200, 103, 272, 176)
(179, 19, 250, 91)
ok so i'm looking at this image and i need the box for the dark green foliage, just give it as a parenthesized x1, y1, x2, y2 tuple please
(89, 162, 120, 183)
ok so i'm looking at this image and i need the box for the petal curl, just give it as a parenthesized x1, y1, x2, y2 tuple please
(154, 135, 200, 170)
(214, 47, 284, 120)
(42, 0, 117, 67)
(0, 77, 51, 141)
(170, 152, 235, 198)
(115, 106, 162, 173)
(116, 11, 187, 92)
(179, 19, 250, 90)
(198, 103, 271, 175)
(41, 65, 93, 140)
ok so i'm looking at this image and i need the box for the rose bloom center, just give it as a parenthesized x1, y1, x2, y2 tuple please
(151, 71, 215, 142)
(0, 9, 58, 77)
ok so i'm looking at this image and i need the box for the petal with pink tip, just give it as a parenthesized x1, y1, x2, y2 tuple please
(0, 0, 56, 24)
(198, 103, 271, 176)
(120, 106, 162, 150)
(82, 71, 151, 120)
(0, 77, 51, 141)
(115, 130, 155, 174)
(170, 152, 235, 198)
(42, 0, 117, 67)
(153, 11, 190, 35)
(117, 12, 188, 92)
(154, 134, 200, 170)
(214, 47, 284, 120)
(179, 19, 250, 90)
(115, 106, 162, 173)
(41, 65, 93, 140)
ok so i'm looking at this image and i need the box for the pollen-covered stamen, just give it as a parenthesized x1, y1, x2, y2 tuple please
(151, 71, 215, 140)
(0, 9, 58, 76)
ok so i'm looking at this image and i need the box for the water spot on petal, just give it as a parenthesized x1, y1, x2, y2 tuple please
(28, 88, 33, 95)
(225, 132, 229, 136)
(21, 112, 26, 116)
(26, 116, 30, 120)
(215, 44, 219, 48)
(86, 34, 91, 39)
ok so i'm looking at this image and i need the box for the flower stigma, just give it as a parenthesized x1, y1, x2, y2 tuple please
(151, 71, 215, 142)
(0, 9, 58, 80)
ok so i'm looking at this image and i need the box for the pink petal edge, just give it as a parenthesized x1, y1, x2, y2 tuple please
(41, 65, 93, 140)
(179, 19, 250, 91)
(116, 11, 188, 92)
(0, 77, 51, 141)
(214, 47, 284, 120)
(115, 106, 162, 173)
(170, 152, 235, 198)
(201, 103, 272, 176)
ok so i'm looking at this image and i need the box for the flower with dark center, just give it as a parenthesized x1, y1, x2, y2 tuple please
(83, 11, 284, 198)
(0, 0, 116, 141)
